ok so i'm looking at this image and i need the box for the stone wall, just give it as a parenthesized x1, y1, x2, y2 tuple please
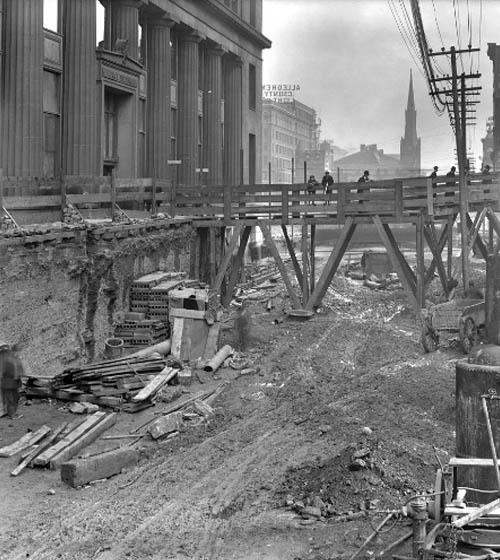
(0, 222, 194, 378)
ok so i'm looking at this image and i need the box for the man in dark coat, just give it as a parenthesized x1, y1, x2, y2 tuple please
(0, 343, 24, 419)
(321, 170, 334, 204)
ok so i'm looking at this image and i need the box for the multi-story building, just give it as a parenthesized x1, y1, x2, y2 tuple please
(261, 98, 320, 183)
(0, 0, 271, 187)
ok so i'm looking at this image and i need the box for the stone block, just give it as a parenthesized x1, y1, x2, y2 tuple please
(60, 447, 139, 488)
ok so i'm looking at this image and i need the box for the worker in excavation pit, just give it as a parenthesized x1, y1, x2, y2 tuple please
(0, 343, 24, 419)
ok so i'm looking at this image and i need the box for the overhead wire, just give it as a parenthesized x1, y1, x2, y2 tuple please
(387, 0, 426, 79)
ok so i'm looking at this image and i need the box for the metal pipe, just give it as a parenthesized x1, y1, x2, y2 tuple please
(481, 395, 500, 494)
(411, 496, 427, 558)
(204, 344, 233, 373)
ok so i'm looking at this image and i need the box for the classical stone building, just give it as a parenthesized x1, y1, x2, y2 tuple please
(0, 0, 271, 187)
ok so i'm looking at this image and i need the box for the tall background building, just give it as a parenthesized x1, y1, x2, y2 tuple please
(261, 98, 321, 183)
(0, 0, 271, 188)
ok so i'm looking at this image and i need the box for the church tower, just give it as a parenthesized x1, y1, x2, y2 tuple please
(400, 70, 421, 175)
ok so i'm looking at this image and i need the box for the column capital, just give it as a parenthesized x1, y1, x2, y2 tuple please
(108, 0, 145, 8)
(143, 14, 176, 28)
(225, 53, 243, 67)
(205, 42, 225, 57)
(179, 30, 203, 44)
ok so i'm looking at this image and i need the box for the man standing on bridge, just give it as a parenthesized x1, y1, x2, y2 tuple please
(321, 170, 334, 205)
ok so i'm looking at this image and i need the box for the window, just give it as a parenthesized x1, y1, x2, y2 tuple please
(249, 64, 256, 111)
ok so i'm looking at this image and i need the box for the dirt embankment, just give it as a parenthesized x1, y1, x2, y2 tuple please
(0, 274, 461, 560)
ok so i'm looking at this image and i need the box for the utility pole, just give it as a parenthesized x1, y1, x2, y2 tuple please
(429, 47, 481, 291)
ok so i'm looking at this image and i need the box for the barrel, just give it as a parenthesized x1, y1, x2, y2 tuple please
(104, 337, 124, 360)
(456, 358, 500, 503)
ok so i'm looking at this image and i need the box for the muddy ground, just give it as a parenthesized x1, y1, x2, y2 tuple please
(0, 262, 476, 560)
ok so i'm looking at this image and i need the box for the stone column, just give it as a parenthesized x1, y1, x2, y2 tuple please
(177, 32, 201, 187)
(107, 0, 141, 60)
(223, 55, 243, 185)
(204, 45, 224, 186)
(61, 0, 97, 176)
(144, 17, 173, 179)
(2, 0, 44, 176)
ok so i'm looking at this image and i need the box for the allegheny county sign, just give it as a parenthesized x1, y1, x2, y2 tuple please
(262, 83, 300, 103)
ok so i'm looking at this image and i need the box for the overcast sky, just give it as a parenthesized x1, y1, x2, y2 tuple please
(262, 0, 500, 171)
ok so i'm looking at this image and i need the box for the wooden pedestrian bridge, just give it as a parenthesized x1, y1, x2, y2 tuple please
(2, 172, 500, 311)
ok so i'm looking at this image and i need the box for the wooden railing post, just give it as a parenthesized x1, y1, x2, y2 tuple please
(426, 178, 434, 218)
(281, 184, 289, 225)
(395, 179, 403, 221)
(337, 185, 345, 223)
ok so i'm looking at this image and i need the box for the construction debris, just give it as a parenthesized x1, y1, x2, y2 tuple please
(24, 355, 179, 411)
(60, 446, 139, 488)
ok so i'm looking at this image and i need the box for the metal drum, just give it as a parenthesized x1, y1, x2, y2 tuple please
(456, 358, 500, 504)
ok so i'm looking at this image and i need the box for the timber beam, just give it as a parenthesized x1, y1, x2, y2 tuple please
(372, 215, 419, 311)
(259, 223, 302, 309)
(305, 217, 356, 311)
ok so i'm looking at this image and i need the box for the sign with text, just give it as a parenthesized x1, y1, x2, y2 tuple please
(262, 83, 300, 103)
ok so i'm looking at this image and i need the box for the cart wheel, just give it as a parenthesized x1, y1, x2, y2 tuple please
(421, 323, 439, 353)
(459, 317, 478, 354)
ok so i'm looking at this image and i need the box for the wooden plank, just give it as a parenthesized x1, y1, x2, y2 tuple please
(259, 223, 301, 309)
(301, 224, 310, 303)
(450, 457, 500, 467)
(372, 215, 418, 311)
(0, 425, 52, 457)
(395, 180, 403, 221)
(49, 413, 117, 469)
(131, 367, 177, 402)
(416, 214, 425, 308)
(424, 223, 449, 295)
(11, 424, 67, 477)
(281, 225, 304, 288)
(452, 497, 500, 528)
(33, 412, 106, 466)
(169, 308, 206, 320)
(305, 217, 356, 311)
(223, 226, 251, 306)
(426, 177, 434, 216)
(213, 224, 243, 293)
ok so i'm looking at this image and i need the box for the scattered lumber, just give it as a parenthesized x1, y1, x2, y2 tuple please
(0, 425, 52, 458)
(33, 412, 107, 467)
(131, 367, 177, 403)
(24, 354, 181, 412)
(49, 413, 117, 469)
(11, 424, 67, 477)
(61, 446, 139, 488)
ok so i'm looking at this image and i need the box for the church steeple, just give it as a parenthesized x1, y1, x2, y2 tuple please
(400, 69, 421, 174)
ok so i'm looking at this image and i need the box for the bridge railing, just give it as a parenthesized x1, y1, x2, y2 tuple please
(1, 173, 498, 226)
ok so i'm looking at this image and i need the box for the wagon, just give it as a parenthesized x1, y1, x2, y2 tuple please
(421, 298, 485, 354)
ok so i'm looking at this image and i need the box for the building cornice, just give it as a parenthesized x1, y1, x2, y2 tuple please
(184, 0, 271, 49)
